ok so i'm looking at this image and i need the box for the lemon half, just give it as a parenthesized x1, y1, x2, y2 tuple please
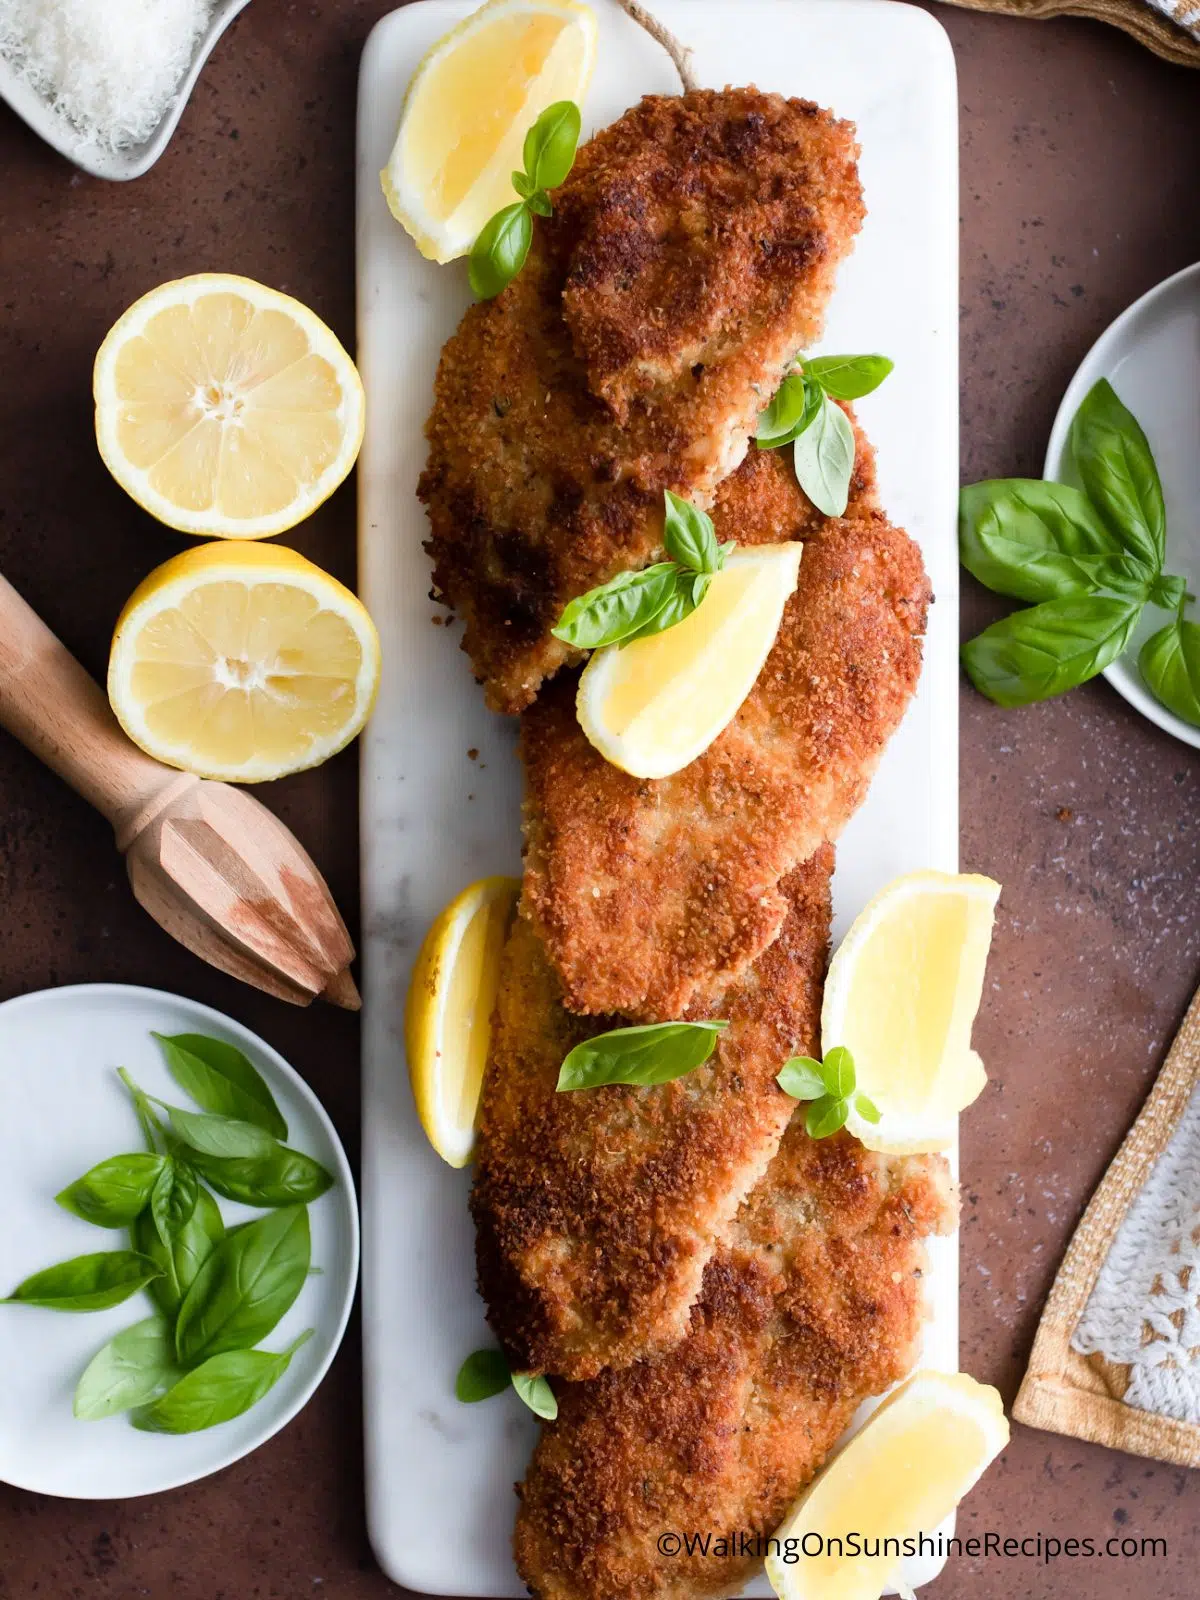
(381, 0, 598, 263)
(406, 877, 520, 1167)
(94, 274, 365, 539)
(576, 543, 803, 780)
(822, 872, 1001, 1154)
(108, 541, 381, 783)
(766, 1371, 1009, 1600)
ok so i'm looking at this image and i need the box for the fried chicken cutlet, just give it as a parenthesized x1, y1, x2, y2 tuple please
(470, 847, 833, 1382)
(521, 440, 931, 1021)
(419, 88, 865, 713)
(515, 1133, 956, 1600)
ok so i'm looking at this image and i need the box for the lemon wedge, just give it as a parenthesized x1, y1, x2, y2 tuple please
(406, 877, 520, 1166)
(94, 274, 365, 539)
(108, 541, 381, 783)
(576, 544, 803, 779)
(381, 0, 598, 263)
(822, 872, 1001, 1154)
(766, 1371, 1009, 1600)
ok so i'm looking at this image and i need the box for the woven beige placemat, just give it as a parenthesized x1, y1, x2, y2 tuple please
(939, 0, 1200, 66)
(1014, 982, 1200, 1466)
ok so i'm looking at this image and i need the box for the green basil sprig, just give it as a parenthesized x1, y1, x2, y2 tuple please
(552, 492, 734, 650)
(960, 378, 1190, 714)
(557, 1019, 728, 1092)
(4, 1251, 162, 1312)
(75, 1317, 179, 1421)
(756, 354, 892, 517)
(134, 1330, 314, 1434)
(56, 1154, 166, 1228)
(1140, 617, 1200, 727)
(777, 1046, 880, 1141)
(455, 1348, 558, 1420)
(469, 100, 581, 299)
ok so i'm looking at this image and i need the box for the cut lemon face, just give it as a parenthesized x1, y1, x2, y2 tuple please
(766, 1371, 1009, 1600)
(108, 541, 381, 783)
(406, 877, 520, 1167)
(576, 543, 803, 780)
(822, 872, 1001, 1154)
(381, 0, 597, 263)
(94, 274, 365, 539)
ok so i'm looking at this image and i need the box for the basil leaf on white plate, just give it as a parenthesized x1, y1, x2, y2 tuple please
(3, 1251, 161, 1312)
(1069, 377, 1166, 571)
(175, 1206, 310, 1366)
(456, 1348, 512, 1403)
(152, 1031, 287, 1140)
(133, 1331, 313, 1435)
(803, 353, 894, 400)
(56, 1153, 166, 1228)
(1140, 619, 1200, 728)
(792, 391, 855, 517)
(557, 1020, 729, 1092)
(136, 1186, 225, 1318)
(160, 1103, 278, 1162)
(75, 1316, 179, 1420)
(961, 594, 1143, 708)
(149, 1156, 200, 1249)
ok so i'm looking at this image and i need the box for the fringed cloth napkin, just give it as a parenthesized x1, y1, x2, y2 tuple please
(1015, 984, 1200, 1465)
(939, 0, 1200, 67)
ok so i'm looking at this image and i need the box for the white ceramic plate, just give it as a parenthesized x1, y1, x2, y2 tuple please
(1044, 261, 1200, 748)
(0, 984, 358, 1499)
(357, 2, 959, 1593)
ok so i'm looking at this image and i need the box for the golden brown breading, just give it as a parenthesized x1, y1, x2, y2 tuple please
(470, 848, 833, 1382)
(419, 88, 865, 713)
(514, 1135, 956, 1600)
(520, 444, 931, 1022)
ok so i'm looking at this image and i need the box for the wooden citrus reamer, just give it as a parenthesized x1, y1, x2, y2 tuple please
(0, 572, 359, 1009)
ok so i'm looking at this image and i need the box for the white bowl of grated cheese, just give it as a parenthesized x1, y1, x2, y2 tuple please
(0, 0, 252, 180)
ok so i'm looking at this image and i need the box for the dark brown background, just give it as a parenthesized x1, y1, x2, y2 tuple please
(0, 2, 1197, 1596)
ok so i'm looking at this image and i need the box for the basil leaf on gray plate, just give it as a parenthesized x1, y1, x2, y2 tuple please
(456, 1348, 512, 1403)
(56, 1153, 166, 1228)
(3, 1251, 161, 1312)
(160, 1103, 278, 1162)
(663, 490, 721, 574)
(512, 1371, 558, 1421)
(557, 1020, 728, 1092)
(756, 370, 822, 449)
(185, 1143, 335, 1209)
(959, 479, 1154, 604)
(961, 594, 1142, 708)
(136, 1186, 225, 1317)
(1069, 377, 1166, 571)
(469, 201, 533, 300)
(552, 563, 679, 649)
(152, 1032, 287, 1140)
(792, 391, 855, 517)
(803, 353, 894, 400)
(805, 1096, 851, 1140)
(776, 1057, 826, 1100)
(134, 1330, 313, 1435)
(175, 1205, 310, 1366)
(522, 99, 581, 192)
(74, 1316, 179, 1420)
(1140, 619, 1200, 728)
(149, 1156, 200, 1250)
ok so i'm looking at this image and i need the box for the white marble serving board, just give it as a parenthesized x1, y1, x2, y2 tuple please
(356, 2, 959, 1592)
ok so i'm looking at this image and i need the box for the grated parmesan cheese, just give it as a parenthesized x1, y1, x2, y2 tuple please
(0, 0, 217, 154)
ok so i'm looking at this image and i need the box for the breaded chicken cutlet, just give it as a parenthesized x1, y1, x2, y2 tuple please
(419, 87, 865, 713)
(521, 438, 931, 1022)
(515, 1133, 956, 1600)
(471, 848, 833, 1382)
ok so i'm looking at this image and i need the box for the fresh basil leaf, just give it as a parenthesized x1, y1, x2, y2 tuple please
(456, 1348, 511, 1403)
(3, 1251, 160, 1312)
(56, 1154, 166, 1228)
(75, 1316, 179, 1420)
(960, 479, 1152, 604)
(1140, 619, 1200, 728)
(552, 563, 679, 649)
(804, 353, 894, 400)
(152, 1032, 287, 1140)
(792, 392, 855, 517)
(1069, 377, 1166, 570)
(512, 1371, 558, 1421)
(469, 201, 533, 300)
(663, 490, 720, 574)
(756, 371, 821, 449)
(136, 1186, 224, 1318)
(557, 1020, 728, 1091)
(1150, 573, 1188, 611)
(776, 1057, 827, 1101)
(820, 1046, 856, 1099)
(620, 572, 699, 645)
(512, 170, 534, 199)
(185, 1144, 334, 1208)
(716, 541, 736, 569)
(522, 100, 581, 191)
(805, 1096, 850, 1140)
(526, 190, 553, 219)
(150, 1156, 199, 1249)
(961, 594, 1143, 708)
(175, 1206, 310, 1366)
(162, 1103, 277, 1162)
(134, 1330, 313, 1434)
(855, 1093, 882, 1125)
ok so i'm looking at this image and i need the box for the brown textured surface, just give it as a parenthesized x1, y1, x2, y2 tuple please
(0, 3, 1198, 1598)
